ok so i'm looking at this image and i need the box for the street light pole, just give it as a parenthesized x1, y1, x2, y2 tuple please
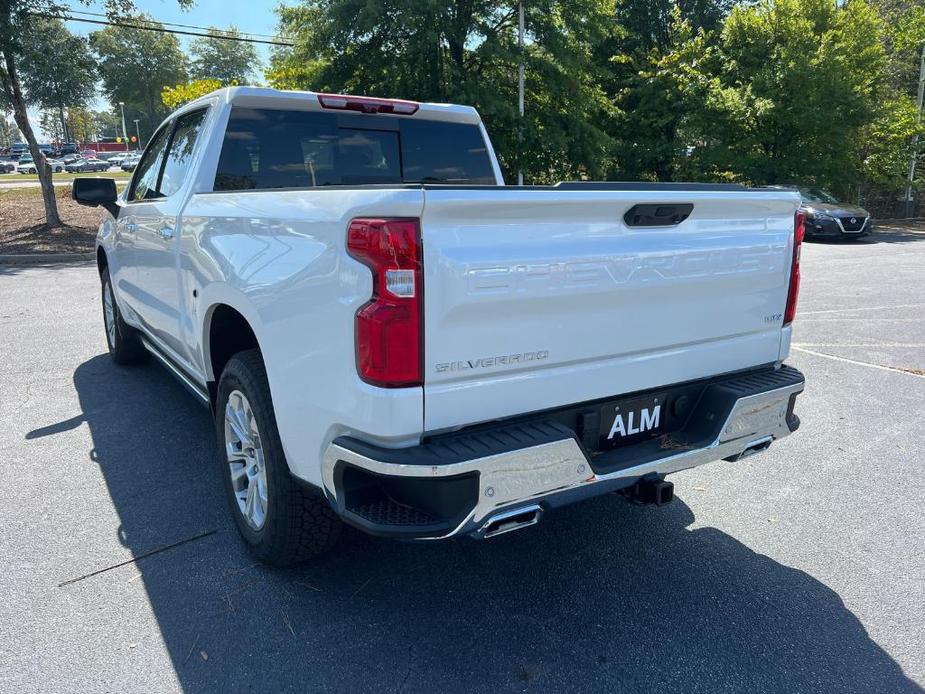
(133, 119, 142, 149)
(517, 1, 524, 186)
(904, 43, 925, 218)
(118, 101, 128, 152)
(60, 106, 68, 146)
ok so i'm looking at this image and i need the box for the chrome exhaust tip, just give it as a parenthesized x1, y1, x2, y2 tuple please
(479, 504, 543, 539)
(724, 435, 774, 462)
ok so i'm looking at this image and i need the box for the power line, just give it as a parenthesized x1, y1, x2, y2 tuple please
(56, 14, 293, 46)
(34, 13, 294, 46)
(63, 7, 292, 41)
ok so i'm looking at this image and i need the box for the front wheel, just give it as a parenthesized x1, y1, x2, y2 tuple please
(216, 349, 342, 565)
(101, 268, 148, 365)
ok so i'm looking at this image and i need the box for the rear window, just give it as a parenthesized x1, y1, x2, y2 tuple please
(214, 107, 495, 191)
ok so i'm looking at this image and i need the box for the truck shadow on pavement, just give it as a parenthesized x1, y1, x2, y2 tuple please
(48, 354, 922, 693)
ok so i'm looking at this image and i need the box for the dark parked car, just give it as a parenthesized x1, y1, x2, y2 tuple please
(65, 157, 110, 173)
(0, 161, 15, 173)
(799, 188, 871, 240)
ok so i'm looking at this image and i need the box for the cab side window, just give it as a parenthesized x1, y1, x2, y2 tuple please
(159, 109, 208, 197)
(129, 124, 172, 202)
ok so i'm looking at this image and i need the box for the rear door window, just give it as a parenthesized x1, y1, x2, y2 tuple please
(214, 107, 495, 191)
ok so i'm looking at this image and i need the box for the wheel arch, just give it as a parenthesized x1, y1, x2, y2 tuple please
(96, 246, 108, 275)
(202, 300, 264, 404)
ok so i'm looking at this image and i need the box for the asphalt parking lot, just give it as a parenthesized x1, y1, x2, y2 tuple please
(1, 227, 923, 693)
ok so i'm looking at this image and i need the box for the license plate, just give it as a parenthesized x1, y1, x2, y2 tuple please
(599, 394, 665, 449)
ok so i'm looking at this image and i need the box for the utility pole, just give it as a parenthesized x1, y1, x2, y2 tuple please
(517, 1, 524, 186)
(118, 101, 128, 152)
(904, 42, 925, 218)
(59, 106, 68, 145)
(133, 119, 142, 149)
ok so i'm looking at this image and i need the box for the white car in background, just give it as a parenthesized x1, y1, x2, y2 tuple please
(18, 158, 66, 174)
(105, 153, 130, 166)
(120, 154, 142, 171)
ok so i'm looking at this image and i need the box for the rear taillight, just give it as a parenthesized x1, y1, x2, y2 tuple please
(347, 218, 423, 387)
(784, 211, 804, 326)
(317, 93, 419, 115)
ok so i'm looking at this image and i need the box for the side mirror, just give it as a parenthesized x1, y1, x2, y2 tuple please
(72, 177, 120, 218)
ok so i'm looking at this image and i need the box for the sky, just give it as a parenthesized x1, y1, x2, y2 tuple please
(31, 0, 293, 140)
(62, 0, 287, 65)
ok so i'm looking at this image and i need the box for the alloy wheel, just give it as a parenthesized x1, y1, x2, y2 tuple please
(224, 389, 269, 530)
(103, 281, 116, 347)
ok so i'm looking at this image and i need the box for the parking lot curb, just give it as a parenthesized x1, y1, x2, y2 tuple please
(0, 252, 94, 265)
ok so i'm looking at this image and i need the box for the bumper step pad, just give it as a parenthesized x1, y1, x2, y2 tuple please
(324, 365, 805, 539)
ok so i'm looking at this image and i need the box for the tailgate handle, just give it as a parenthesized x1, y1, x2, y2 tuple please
(624, 203, 694, 227)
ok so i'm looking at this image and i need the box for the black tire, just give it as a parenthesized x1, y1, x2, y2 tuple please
(100, 268, 148, 365)
(215, 349, 342, 565)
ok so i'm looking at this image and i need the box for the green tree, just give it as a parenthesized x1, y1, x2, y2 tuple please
(39, 109, 64, 142)
(0, 115, 21, 148)
(873, 3, 925, 212)
(701, 0, 886, 188)
(269, 0, 618, 182)
(65, 106, 97, 143)
(610, 0, 729, 52)
(2, 8, 100, 226)
(90, 107, 122, 140)
(18, 18, 96, 118)
(601, 4, 727, 181)
(162, 78, 224, 109)
(190, 27, 259, 84)
(1, 1, 190, 229)
(91, 15, 189, 138)
(874, 1, 924, 96)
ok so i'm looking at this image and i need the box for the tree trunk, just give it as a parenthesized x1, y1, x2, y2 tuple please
(447, 0, 474, 77)
(1, 51, 61, 227)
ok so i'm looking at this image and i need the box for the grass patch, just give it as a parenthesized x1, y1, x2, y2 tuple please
(0, 171, 133, 182)
(0, 182, 126, 201)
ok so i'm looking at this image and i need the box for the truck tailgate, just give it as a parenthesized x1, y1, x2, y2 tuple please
(421, 187, 799, 433)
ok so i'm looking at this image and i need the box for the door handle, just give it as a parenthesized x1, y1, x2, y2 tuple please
(623, 203, 694, 227)
(125, 222, 138, 233)
(159, 226, 174, 240)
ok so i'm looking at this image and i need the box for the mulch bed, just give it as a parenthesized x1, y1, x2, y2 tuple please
(0, 187, 102, 254)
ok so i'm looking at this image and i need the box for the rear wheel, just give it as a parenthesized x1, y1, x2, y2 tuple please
(100, 268, 148, 365)
(216, 349, 342, 565)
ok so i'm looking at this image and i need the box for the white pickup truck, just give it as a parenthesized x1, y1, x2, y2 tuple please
(74, 87, 805, 565)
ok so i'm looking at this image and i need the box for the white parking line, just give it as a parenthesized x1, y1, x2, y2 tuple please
(798, 317, 923, 322)
(799, 304, 925, 316)
(792, 346, 925, 378)
(793, 343, 925, 347)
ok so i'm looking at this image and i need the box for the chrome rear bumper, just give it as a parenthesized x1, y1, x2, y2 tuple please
(321, 366, 804, 539)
